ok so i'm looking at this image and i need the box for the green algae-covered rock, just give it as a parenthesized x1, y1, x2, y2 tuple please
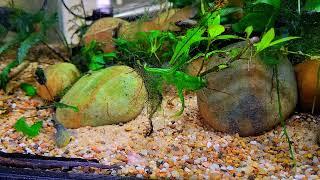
(56, 66, 147, 128)
(197, 43, 298, 136)
(36, 63, 80, 101)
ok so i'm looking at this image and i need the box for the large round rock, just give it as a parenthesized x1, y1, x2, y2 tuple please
(295, 59, 320, 113)
(197, 45, 298, 136)
(56, 66, 147, 128)
(36, 63, 80, 101)
(83, 17, 129, 52)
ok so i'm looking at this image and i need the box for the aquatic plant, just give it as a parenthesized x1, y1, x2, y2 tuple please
(0, 8, 57, 90)
(79, 40, 117, 71)
(20, 83, 37, 97)
(14, 117, 43, 138)
(254, 28, 299, 166)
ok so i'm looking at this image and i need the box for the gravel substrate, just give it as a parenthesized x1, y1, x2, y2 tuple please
(1, 57, 319, 179)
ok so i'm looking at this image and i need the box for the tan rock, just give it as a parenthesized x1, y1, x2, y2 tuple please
(83, 17, 129, 52)
(36, 63, 80, 101)
(56, 66, 147, 128)
(197, 42, 298, 136)
(295, 59, 320, 113)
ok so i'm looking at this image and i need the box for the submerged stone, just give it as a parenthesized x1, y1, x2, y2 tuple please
(56, 66, 147, 128)
(197, 43, 298, 136)
(295, 59, 320, 113)
(83, 17, 129, 52)
(36, 63, 80, 101)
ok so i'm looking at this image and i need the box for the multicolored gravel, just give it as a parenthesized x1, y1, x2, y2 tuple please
(0, 56, 319, 179)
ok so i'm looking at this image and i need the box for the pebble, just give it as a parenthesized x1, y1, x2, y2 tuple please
(213, 144, 220, 152)
(226, 165, 234, 171)
(294, 174, 306, 179)
(206, 142, 212, 148)
(209, 163, 220, 171)
(250, 141, 258, 145)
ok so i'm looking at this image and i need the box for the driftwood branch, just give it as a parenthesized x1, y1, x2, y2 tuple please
(0, 152, 120, 171)
(8, 60, 30, 79)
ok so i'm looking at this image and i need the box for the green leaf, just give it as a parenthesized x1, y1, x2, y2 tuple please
(14, 117, 43, 138)
(17, 32, 43, 63)
(232, 12, 275, 32)
(269, 37, 300, 47)
(259, 50, 280, 65)
(54, 102, 79, 112)
(253, 0, 281, 9)
(255, 28, 275, 53)
(0, 60, 19, 90)
(170, 27, 205, 66)
(89, 62, 104, 71)
(20, 83, 37, 96)
(208, 25, 225, 38)
(0, 39, 19, 55)
(215, 35, 240, 40)
(304, 0, 320, 12)
(102, 52, 117, 58)
(245, 26, 254, 39)
(207, 15, 221, 26)
(144, 66, 206, 116)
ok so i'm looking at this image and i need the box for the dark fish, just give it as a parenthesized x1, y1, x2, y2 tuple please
(35, 67, 47, 85)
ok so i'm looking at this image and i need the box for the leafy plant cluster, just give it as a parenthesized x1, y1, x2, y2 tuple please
(0, 7, 57, 90)
(76, 40, 116, 72)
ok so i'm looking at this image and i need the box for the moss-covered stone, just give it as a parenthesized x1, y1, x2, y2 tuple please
(197, 43, 298, 136)
(56, 66, 147, 128)
(36, 63, 80, 101)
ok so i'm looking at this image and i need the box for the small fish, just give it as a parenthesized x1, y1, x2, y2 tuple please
(52, 115, 71, 148)
(175, 19, 198, 28)
(35, 67, 47, 85)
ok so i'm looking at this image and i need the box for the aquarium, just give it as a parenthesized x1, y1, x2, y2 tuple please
(0, 0, 320, 179)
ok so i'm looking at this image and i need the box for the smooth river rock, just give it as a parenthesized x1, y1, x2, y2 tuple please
(36, 63, 80, 101)
(295, 59, 320, 113)
(197, 44, 298, 136)
(56, 66, 147, 128)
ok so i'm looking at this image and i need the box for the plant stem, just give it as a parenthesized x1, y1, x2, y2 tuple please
(274, 66, 296, 168)
(200, 42, 251, 77)
(298, 0, 301, 15)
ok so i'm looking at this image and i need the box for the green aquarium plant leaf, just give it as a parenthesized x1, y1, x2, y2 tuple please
(304, 0, 320, 12)
(232, 0, 279, 33)
(17, 32, 43, 63)
(81, 40, 117, 71)
(255, 28, 275, 53)
(253, 0, 281, 9)
(0, 38, 19, 56)
(54, 102, 79, 112)
(20, 83, 37, 96)
(207, 15, 221, 26)
(144, 65, 207, 116)
(269, 36, 301, 47)
(14, 117, 43, 138)
(0, 60, 19, 90)
(255, 28, 300, 54)
(245, 26, 253, 39)
(208, 25, 225, 39)
(214, 35, 240, 40)
(169, 26, 206, 67)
